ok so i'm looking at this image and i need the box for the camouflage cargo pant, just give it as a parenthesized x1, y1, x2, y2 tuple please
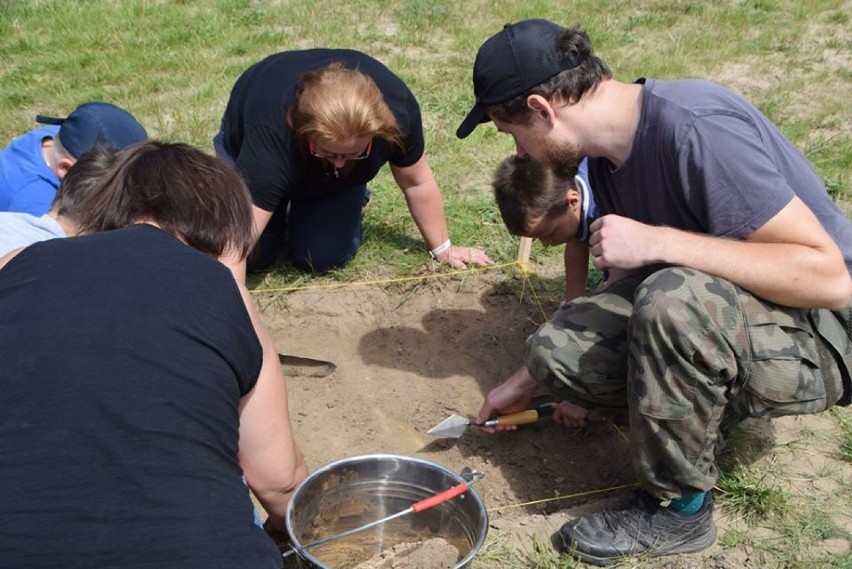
(525, 267, 851, 500)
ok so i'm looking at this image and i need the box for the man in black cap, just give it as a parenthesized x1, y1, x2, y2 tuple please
(459, 19, 852, 566)
(0, 102, 147, 216)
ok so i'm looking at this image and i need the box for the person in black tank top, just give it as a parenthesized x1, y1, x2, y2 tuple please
(0, 141, 307, 568)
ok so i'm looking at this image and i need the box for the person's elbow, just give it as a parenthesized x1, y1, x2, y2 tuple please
(825, 271, 852, 311)
(800, 244, 851, 310)
(243, 447, 308, 502)
(809, 253, 852, 310)
(821, 247, 852, 310)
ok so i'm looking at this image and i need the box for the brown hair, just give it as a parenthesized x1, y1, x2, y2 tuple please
(488, 26, 612, 125)
(73, 141, 255, 259)
(50, 144, 117, 224)
(492, 155, 576, 235)
(287, 63, 402, 152)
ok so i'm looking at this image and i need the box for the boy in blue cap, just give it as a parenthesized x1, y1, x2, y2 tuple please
(0, 102, 147, 215)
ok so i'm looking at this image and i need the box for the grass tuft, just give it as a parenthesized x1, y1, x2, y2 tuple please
(472, 531, 582, 569)
(716, 462, 791, 526)
(829, 408, 852, 464)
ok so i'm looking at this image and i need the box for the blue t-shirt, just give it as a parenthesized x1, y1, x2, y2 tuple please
(0, 126, 61, 216)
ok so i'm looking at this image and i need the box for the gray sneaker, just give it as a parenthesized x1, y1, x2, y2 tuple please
(555, 490, 716, 566)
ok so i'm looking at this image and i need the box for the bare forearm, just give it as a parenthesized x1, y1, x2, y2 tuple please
(639, 226, 850, 308)
(391, 157, 492, 268)
(403, 180, 450, 249)
(590, 198, 851, 309)
(235, 281, 309, 526)
(564, 241, 590, 301)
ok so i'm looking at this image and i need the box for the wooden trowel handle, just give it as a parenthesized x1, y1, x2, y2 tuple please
(494, 409, 542, 426)
(492, 401, 556, 426)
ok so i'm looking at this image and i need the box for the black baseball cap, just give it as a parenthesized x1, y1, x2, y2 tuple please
(35, 102, 148, 159)
(456, 19, 582, 139)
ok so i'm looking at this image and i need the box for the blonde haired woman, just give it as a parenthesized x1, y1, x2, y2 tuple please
(215, 49, 492, 276)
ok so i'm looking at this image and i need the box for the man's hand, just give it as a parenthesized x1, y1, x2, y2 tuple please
(552, 401, 604, 428)
(476, 366, 539, 432)
(590, 199, 852, 309)
(588, 214, 661, 271)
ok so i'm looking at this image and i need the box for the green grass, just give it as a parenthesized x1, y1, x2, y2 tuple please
(2, 0, 848, 288)
(709, 414, 852, 569)
(716, 461, 791, 526)
(831, 408, 852, 464)
(474, 532, 583, 569)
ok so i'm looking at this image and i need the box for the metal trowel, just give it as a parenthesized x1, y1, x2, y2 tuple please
(278, 353, 337, 378)
(427, 397, 556, 438)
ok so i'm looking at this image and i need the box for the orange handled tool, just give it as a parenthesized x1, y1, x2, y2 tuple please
(410, 480, 471, 512)
(427, 397, 556, 438)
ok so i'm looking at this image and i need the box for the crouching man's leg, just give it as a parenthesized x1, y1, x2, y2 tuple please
(558, 267, 849, 565)
(525, 273, 650, 425)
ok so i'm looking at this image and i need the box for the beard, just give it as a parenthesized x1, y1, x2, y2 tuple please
(538, 133, 584, 179)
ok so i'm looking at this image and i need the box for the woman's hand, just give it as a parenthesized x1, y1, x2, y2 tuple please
(435, 245, 494, 268)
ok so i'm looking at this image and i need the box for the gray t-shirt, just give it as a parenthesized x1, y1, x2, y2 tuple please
(0, 212, 65, 257)
(588, 78, 852, 274)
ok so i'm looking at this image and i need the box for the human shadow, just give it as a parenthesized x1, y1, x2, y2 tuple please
(357, 270, 778, 522)
(357, 272, 638, 518)
(357, 272, 559, 382)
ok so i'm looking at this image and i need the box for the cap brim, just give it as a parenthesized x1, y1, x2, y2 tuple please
(456, 103, 490, 139)
(35, 114, 65, 126)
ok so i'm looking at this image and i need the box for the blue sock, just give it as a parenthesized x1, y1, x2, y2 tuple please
(668, 492, 706, 515)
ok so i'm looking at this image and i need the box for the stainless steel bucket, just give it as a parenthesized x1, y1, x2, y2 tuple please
(285, 454, 488, 569)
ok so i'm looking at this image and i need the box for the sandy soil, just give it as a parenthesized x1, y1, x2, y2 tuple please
(255, 269, 852, 568)
(352, 537, 459, 569)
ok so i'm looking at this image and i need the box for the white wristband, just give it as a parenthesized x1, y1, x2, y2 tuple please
(429, 239, 452, 259)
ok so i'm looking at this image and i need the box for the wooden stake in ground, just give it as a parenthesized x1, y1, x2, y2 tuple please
(516, 236, 532, 268)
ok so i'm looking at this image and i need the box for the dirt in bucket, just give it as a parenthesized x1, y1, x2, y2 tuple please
(351, 537, 460, 569)
(301, 486, 475, 569)
(308, 519, 467, 569)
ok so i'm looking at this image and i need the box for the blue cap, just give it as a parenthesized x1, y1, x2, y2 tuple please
(35, 102, 148, 158)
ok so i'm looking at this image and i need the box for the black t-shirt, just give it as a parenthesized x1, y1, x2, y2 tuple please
(221, 49, 425, 211)
(0, 225, 280, 568)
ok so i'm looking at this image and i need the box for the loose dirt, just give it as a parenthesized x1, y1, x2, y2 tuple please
(255, 268, 852, 568)
(352, 537, 459, 569)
